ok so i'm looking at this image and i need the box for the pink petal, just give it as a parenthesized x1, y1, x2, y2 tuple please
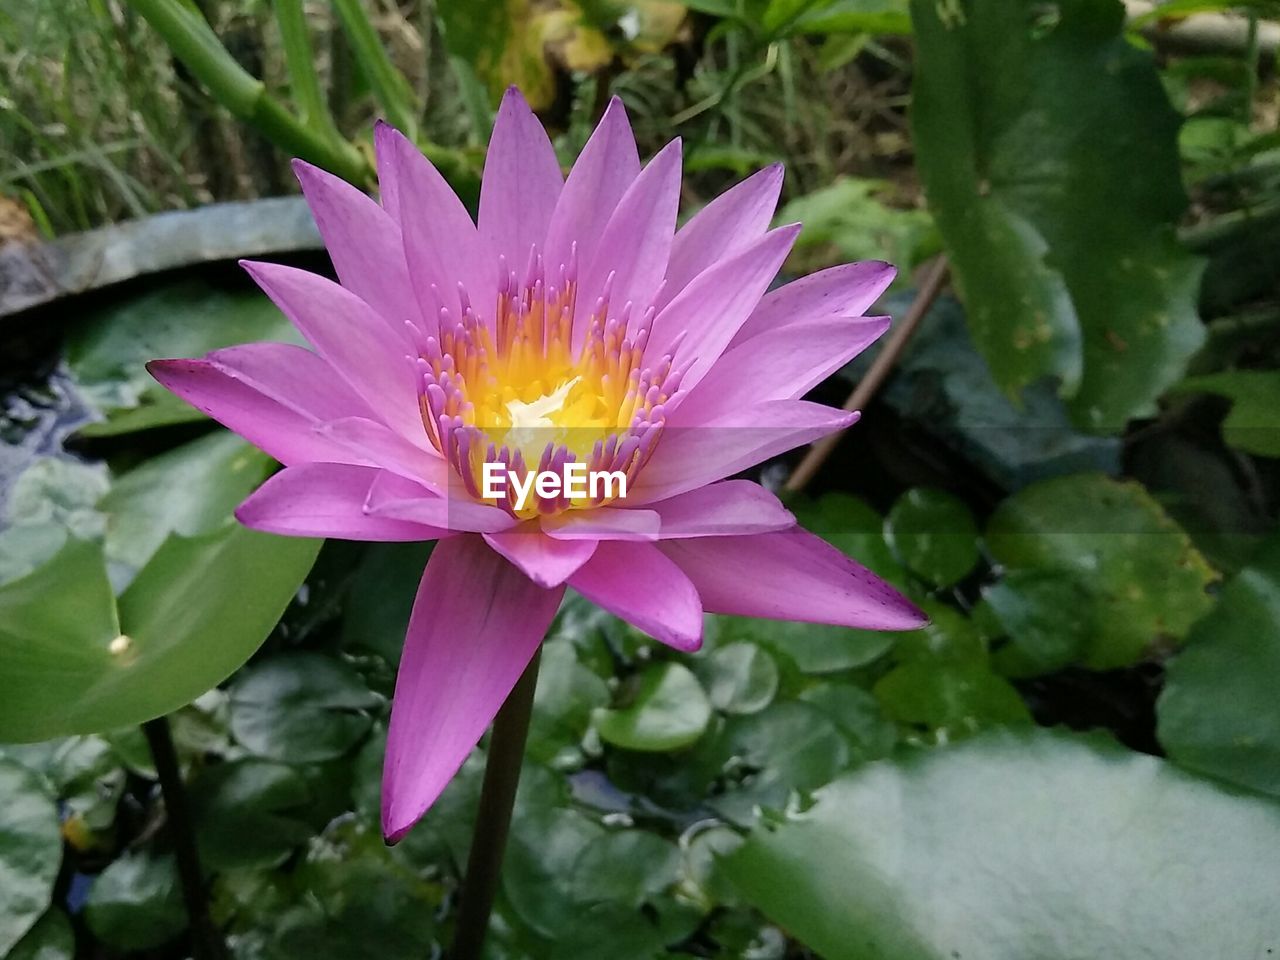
(574, 139, 682, 346)
(240, 261, 423, 442)
(483, 525, 597, 587)
(374, 120, 403, 222)
(568, 541, 702, 651)
(314, 417, 447, 492)
(731, 260, 896, 347)
(205, 342, 373, 422)
(292, 160, 418, 335)
(670, 316, 891, 427)
(662, 528, 926, 631)
(479, 87, 563, 274)
(657, 164, 783, 310)
(363, 470, 515, 534)
(651, 480, 794, 538)
(381, 123, 492, 331)
(147, 357, 362, 467)
(235, 463, 447, 541)
(632, 401, 858, 503)
(648, 224, 800, 393)
(542, 506, 661, 541)
(383, 536, 563, 841)
(543, 97, 640, 280)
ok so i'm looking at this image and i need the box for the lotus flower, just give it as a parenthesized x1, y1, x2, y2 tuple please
(148, 89, 925, 842)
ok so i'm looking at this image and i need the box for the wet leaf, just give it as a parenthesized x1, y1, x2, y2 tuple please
(594, 662, 711, 752)
(883, 487, 980, 587)
(0, 761, 61, 955)
(84, 852, 186, 951)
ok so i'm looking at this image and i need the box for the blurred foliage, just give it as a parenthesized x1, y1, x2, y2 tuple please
(2, 0, 1280, 957)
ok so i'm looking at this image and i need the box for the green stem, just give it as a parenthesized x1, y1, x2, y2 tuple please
(330, 0, 419, 138)
(126, 0, 368, 184)
(449, 649, 542, 960)
(142, 716, 226, 960)
(273, 0, 342, 137)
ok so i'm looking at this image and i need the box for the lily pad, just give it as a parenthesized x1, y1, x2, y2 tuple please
(722, 728, 1280, 960)
(698, 642, 780, 715)
(883, 487, 980, 587)
(1159, 535, 1280, 799)
(594, 662, 712, 752)
(84, 852, 186, 951)
(985, 474, 1216, 668)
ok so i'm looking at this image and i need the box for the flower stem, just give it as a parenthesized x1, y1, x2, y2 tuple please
(142, 716, 226, 960)
(450, 649, 543, 960)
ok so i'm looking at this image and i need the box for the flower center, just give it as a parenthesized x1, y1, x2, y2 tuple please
(409, 244, 683, 518)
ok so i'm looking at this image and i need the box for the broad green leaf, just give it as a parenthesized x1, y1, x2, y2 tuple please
(797, 682, 897, 761)
(191, 759, 315, 869)
(0, 457, 108, 586)
(722, 728, 1280, 960)
(883, 487, 979, 587)
(0, 525, 319, 742)
(504, 805, 606, 938)
(1159, 536, 1280, 798)
(985, 569, 1093, 676)
(529, 638, 610, 763)
(339, 542, 432, 664)
(873, 658, 1030, 731)
(84, 853, 186, 951)
(0, 761, 61, 955)
(986, 474, 1216, 668)
(4, 909, 74, 960)
(911, 0, 1204, 431)
(698, 642, 780, 715)
(568, 830, 682, 906)
(100, 432, 273, 573)
(229, 654, 381, 763)
(1172, 371, 1280, 457)
(594, 662, 712, 752)
(67, 279, 297, 436)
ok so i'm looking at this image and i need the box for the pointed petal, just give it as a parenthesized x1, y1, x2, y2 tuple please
(544, 97, 640, 279)
(363, 470, 515, 533)
(373, 120, 403, 222)
(731, 260, 895, 347)
(670, 316, 891, 427)
(292, 160, 418, 333)
(662, 528, 926, 631)
(568, 541, 702, 651)
(205, 342, 374, 422)
(542, 506, 661, 541)
(479, 87, 563, 271)
(632, 401, 857, 503)
(240, 261, 423, 441)
(484, 526, 597, 587)
(315, 417, 447, 491)
(574, 139, 682, 344)
(235, 463, 446, 541)
(382, 536, 563, 840)
(651, 480, 794, 538)
(657, 163, 783, 310)
(648, 224, 800, 392)
(147, 357, 362, 467)
(382, 123, 493, 328)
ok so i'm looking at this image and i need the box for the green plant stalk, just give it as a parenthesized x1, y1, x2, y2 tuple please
(143, 715, 227, 960)
(450, 648, 543, 960)
(126, 0, 368, 184)
(330, 0, 419, 139)
(273, 0, 343, 138)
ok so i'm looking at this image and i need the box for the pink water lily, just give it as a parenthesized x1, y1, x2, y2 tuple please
(148, 88, 925, 842)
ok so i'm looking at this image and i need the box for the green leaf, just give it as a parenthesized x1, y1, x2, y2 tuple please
(529, 638, 609, 763)
(985, 474, 1217, 669)
(594, 662, 712, 752)
(1172, 371, 1280, 457)
(229, 654, 381, 763)
(191, 759, 315, 869)
(84, 852, 186, 951)
(0, 457, 108, 586)
(722, 728, 1280, 960)
(985, 569, 1093, 676)
(797, 682, 898, 761)
(0, 525, 319, 742)
(883, 487, 980, 587)
(873, 658, 1030, 731)
(100, 432, 273, 574)
(66, 279, 297, 436)
(792, 0, 913, 35)
(911, 0, 1204, 431)
(0, 761, 61, 955)
(4, 910, 74, 960)
(568, 830, 682, 907)
(339, 542, 432, 664)
(698, 642, 780, 715)
(1159, 536, 1280, 799)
